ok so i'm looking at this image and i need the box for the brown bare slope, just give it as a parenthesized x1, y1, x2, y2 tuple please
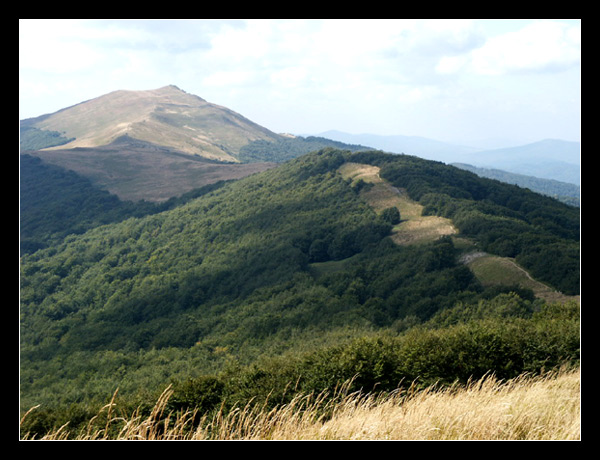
(26, 136, 276, 202)
(25, 85, 283, 162)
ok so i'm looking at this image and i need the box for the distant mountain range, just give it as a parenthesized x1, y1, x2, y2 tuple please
(315, 130, 480, 161)
(316, 131, 580, 185)
(20, 85, 580, 205)
(459, 139, 581, 186)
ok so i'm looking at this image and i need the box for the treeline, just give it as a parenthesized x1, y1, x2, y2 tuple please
(168, 295, 579, 415)
(20, 125, 75, 151)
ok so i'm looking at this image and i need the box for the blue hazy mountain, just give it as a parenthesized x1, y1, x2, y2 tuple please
(316, 131, 580, 185)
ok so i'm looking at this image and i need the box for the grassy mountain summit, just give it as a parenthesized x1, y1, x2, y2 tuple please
(20, 85, 283, 162)
(20, 87, 371, 205)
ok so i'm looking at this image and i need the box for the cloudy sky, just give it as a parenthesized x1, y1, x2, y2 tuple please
(19, 19, 581, 148)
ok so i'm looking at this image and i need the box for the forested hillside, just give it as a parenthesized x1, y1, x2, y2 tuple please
(358, 151, 580, 295)
(20, 154, 230, 253)
(238, 135, 368, 163)
(452, 163, 580, 207)
(20, 149, 580, 438)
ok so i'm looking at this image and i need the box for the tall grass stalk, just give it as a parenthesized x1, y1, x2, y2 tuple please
(21, 368, 580, 440)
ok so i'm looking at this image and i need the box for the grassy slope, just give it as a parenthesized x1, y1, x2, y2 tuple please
(338, 162, 457, 245)
(23, 368, 579, 440)
(465, 253, 577, 304)
(27, 86, 283, 162)
(338, 162, 575, 301)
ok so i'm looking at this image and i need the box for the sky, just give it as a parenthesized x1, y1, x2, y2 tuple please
(19, 19, 581, 148)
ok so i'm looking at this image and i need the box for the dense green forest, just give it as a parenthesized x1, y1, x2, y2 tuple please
(349, 151, 579, 294)
(452, 163, 580, 207)
(20, 154, 230, 253)
(238, 135, 368, 163)
(19, 149, 580, 438)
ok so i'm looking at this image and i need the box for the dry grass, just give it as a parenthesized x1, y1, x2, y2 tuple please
(22, 368, 580, 440)
(466, 253, 577, 304)
(314, 369, 580, 441)
(31, 145, 275, 202)
(37, 85, 281, 161)
(390, 217, 457, 246)
(339, 162, 456, 246)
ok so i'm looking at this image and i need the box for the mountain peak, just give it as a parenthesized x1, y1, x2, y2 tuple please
(23, 86, 281, 162)
(152, 84, 204, 100)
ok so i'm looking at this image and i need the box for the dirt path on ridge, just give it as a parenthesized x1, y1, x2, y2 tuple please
(338, 163, 456, 246)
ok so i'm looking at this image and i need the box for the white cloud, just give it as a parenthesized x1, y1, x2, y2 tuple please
(473, 21, 580, 75)
(19, 20, 101, 74)
(435, 55, 469, 75)
(19, 19, 581, 143)
(436, 20, 581, 76)
(270, 66, 309, 88)
(409, 19, 484, 56)
(203, 70, 259, 88)
(206, 20, 270, 62)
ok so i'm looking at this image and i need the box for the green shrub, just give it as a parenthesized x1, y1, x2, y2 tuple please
(380, 206, 401, 225)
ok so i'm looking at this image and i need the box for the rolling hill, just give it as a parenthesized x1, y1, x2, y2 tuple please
(20, 148, 579, 427)
(452, 163, 580, 206)
(19, 89, 580, 439)
(461, 139, 581, 185)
